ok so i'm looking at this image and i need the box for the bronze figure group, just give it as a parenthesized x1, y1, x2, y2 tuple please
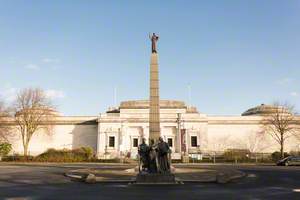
(138, 137, 171, 174)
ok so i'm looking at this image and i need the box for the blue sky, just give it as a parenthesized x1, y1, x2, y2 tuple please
(0, 1, 299, 115)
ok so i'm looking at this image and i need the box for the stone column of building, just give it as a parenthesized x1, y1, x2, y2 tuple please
(149, 53, 160, 142)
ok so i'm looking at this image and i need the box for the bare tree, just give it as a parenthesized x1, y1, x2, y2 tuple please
(260, 103, 299, 159)
(244, 130, 271, 153)
(0, 100, 12, 143)
(209, 134, 232, 154)
(13, 88, 55, 156)
(208, 134, 233, 163)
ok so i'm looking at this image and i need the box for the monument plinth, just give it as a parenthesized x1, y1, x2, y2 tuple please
(149, 53, 160, 142)
(136, 173, 176, 184)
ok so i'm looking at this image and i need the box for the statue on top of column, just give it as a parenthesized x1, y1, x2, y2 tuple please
(149, 33, 159, 53)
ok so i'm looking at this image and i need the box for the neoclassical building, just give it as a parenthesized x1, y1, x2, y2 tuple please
(4, 100, 300, 159)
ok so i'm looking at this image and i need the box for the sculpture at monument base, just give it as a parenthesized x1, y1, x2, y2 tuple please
(138, 138, 150, 172)
(148, 139, 158, 173)
(138, 137, 171, 174)
(156, 137, 171, 173)
(136, 137, 175, 184)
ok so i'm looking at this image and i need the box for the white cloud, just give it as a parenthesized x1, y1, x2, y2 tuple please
(50, 65, 61, 70)
(290, 92, 299, 97)
(45, 89, 66, 99)
(1, 88, 66, 103)
(277, 78, 293, 85)
(0, 87, 18, 102)
(24, 64, 39, 70)
(42, 58, 60, 63)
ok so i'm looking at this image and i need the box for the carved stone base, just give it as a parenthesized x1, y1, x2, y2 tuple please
(182, 155, 190, 163)
(135, 173, 176, 184)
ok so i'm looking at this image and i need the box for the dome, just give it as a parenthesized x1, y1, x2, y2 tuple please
(15, 107, 61, 116)
(242, 104, 291, 116)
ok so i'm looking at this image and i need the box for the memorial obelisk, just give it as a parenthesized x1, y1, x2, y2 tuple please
(149, 33, 160, 142)
(135, 33, 176, 183)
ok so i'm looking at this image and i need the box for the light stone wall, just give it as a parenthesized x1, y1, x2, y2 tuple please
(206, 116, 300, 153)
(96, 110, 300, 158)
(6, 117, 98, 156)
(2, 109, 300, 157)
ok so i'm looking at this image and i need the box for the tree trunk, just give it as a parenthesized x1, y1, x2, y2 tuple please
(23, 143, 28, 157)
(280, 134, 284, 159)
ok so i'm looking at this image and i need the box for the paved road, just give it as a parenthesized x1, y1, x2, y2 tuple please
(0, 163, 299, 200)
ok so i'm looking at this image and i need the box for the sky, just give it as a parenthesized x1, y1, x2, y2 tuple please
(0, 1, 300, 116)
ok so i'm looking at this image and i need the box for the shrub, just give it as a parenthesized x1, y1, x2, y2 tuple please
(223, 149, 251, 162)
(0, 142, 12, 157)
(89, 158, 123, 163)
(271, 151, 290, 162)
(2, 154, 34, 161)
(34, 147, 95, 162)
(80, 146, 94, 159)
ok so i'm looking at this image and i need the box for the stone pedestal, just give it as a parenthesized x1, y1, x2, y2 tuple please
(182, 155, 190, 163)
(136, 173, 176, 184)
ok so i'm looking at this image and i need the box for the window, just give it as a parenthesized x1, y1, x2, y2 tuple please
(133, 138, 138, 147)
(167, 138, 173, 147)
(191, 136, 197, 147)
(109, 136, 115, 147)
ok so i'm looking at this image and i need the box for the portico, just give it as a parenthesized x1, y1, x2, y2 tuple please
(96, 100, 206, 159)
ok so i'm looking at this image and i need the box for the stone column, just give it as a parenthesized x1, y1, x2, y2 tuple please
(149, 53, 160, 142)
(142, 126, 149, 143)
(176, 113, 181, 153)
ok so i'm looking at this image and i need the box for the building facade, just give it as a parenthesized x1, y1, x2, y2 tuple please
(4, 100, 300, 159)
